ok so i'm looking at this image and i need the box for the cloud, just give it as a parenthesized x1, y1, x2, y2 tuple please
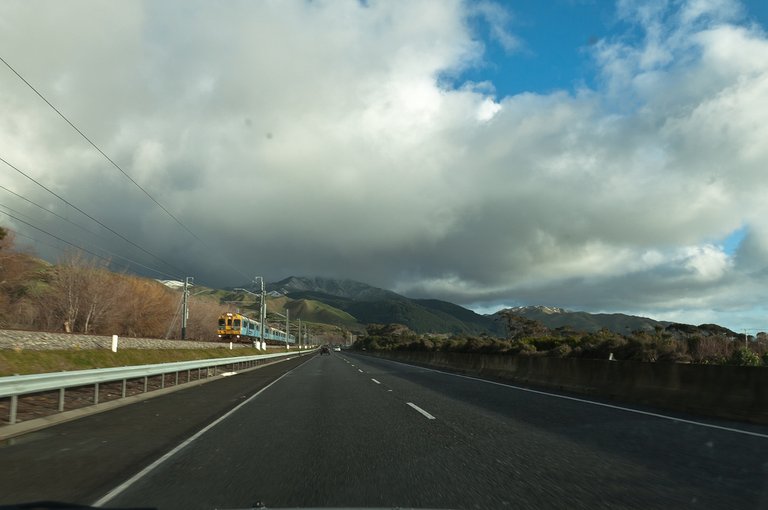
(471, 1, 524, 53)
(1, 1, 768, 329)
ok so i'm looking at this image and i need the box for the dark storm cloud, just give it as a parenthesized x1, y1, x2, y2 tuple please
(2, 0, 768, 329)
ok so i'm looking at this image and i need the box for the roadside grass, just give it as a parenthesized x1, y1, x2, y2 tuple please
(0, 347, 290, 376)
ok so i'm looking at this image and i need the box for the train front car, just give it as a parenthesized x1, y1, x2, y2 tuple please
(217, 312, 249, 340)
(217, 313, 296, 345)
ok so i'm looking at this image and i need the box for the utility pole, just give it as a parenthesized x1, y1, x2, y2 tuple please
(298, 318, 302, 352)
(266, 309, 291, 351)
(250, 277, 266, 351)
(181, 276, 193, 340)
(235, 282, 266, 350)
(259, 279, 266, 351)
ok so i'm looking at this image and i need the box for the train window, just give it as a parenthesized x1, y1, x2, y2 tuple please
(233, 319, 241, 328)
(227, 318, 232, 327)
(218, 319, 225, 328)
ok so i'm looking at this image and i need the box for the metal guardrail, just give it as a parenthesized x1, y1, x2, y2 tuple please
(0, 349, 317, 425)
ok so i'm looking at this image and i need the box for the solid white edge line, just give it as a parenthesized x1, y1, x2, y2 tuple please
(93, 363, 302, 507)
(358, 369, 363, 373)
(359, 355, 768, 440)
(407, 402, 436, 420)
(371, 378, 381, 384)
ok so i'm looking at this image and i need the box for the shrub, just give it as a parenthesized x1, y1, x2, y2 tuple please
(547, 344, 572, 358)
(729, 348, 762, 367)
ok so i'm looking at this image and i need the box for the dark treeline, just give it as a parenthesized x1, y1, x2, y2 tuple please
(355, 313, 768, 367)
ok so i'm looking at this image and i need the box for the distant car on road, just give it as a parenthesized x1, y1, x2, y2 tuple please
(320, 346, 331, 355)
(333, 346, 341, 352)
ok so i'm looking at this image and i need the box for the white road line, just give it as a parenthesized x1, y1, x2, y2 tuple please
(358, 369, 364, 373)
(92, 365, 300, 506)
(407, 402, 436, 420)
(361, 356, 768, 440)
(371, 378, 381, 384)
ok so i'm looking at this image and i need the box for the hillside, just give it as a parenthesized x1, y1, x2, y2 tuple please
(413, 299, 505, 336)
(283, 299, 361, 329)
(495, 306, 670, 334)
(269, 276, 399, 301)
(275, 277, 501, 336)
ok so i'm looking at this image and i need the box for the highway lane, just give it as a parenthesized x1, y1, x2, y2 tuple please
(0, 354, 315, 504)
(104, 351, 768, 509)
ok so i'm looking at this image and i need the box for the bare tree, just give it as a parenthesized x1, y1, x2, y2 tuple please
(184, 294, 230, 341)
(50, 255, 85, 332)
(81, 266, 118, 334)
(39, 252, 120, 334)
(111, 276, 176, 337)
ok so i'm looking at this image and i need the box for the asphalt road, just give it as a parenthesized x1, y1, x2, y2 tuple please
(96, 351, 768, 510)
(2, 352, 767, 509)
(0, 354, 314, 505)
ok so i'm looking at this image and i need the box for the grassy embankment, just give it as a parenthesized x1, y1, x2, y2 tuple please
(0, 347, 290, 376)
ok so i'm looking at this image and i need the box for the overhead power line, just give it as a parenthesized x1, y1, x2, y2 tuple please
(0, 54, 252, 283)
(0, 154, 186, 277)
(0, 55, 196, 239)
(0, 202, 182, 280)
(0, 209, 114, 264)
(0, 182, 103, 239)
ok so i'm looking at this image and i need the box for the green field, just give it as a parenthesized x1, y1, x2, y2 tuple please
(0, 348, 289, 377)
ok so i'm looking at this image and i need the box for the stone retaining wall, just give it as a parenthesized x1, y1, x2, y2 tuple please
(0, 329, 250, 351)
(363, 350, 768, 425)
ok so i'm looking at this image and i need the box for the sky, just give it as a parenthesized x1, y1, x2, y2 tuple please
(2, 0, 768, 332)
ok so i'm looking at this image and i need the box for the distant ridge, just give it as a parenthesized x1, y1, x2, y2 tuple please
(506, 305, 568, 315)
(270, 276, 399, 301)
(495, 306, 669, 334)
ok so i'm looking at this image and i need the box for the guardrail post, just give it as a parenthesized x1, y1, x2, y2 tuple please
(187, 369, 191, 383)
(9, 395, 18, 425)
(121, 379, 127, 398)
(175, 372, 179, 386)
(94, 383, 99, 405)
(144, 376, 148, 393)
(161, 373, 165, 389)
(58, 388, 65, 412)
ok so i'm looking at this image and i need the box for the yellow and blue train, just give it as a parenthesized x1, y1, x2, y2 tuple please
(217, 312, 295, 344)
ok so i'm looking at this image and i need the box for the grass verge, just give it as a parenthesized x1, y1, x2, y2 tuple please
(0, 348, 290, 376)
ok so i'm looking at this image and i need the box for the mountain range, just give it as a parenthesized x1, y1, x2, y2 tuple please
(261, 276, 712, 337)
(267, 276, 504, 336)
(498, 305, 670, 334)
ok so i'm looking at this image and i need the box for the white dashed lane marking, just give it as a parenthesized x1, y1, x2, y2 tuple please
(407, 402, 436, 420)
